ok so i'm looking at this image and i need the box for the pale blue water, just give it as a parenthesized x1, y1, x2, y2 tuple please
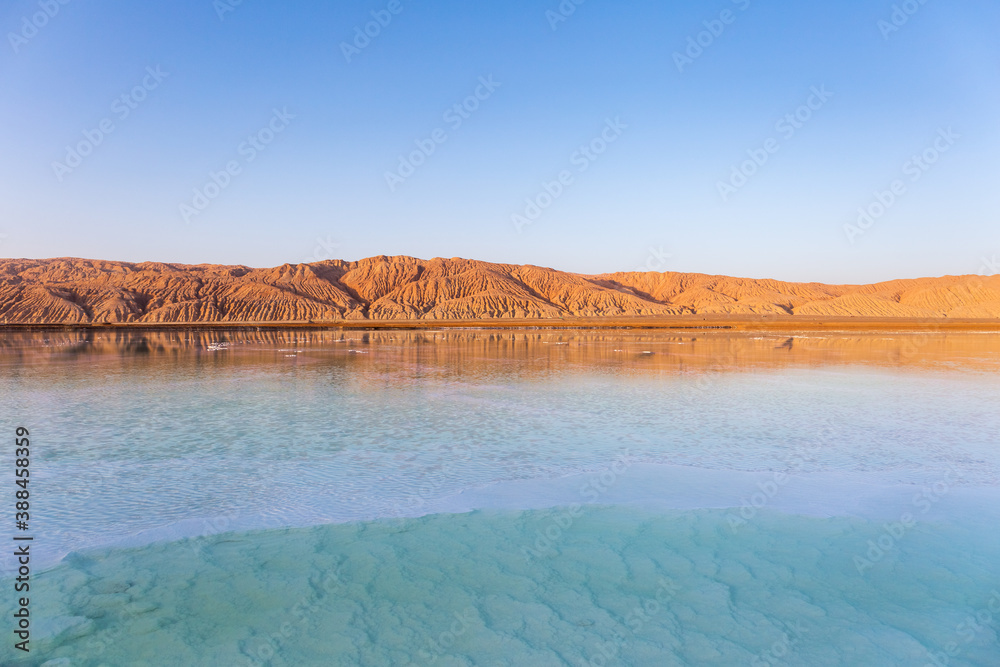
(1, 329, 999, 665)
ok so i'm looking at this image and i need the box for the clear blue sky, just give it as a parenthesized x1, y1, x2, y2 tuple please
(1, 0, 998, 283)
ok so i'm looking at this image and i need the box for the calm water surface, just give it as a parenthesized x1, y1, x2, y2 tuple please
(1, 329, 998, 665)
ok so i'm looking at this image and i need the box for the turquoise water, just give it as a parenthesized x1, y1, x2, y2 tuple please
(11, 507, 1000, 666)
(2, 330, 999, 665)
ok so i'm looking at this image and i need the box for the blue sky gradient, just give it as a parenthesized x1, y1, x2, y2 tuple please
(2, 0, 998, 282)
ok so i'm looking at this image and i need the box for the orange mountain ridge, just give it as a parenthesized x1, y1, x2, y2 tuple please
(1, 256, 999, 324)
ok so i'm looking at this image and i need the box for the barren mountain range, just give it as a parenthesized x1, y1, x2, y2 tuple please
(1, 256, 999, 324)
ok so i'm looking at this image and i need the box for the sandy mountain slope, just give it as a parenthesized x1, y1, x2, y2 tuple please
(1, 256, 998, 324)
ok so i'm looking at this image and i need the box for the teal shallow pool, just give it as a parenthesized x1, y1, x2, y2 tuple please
(6, 506, 1000, 666)
(1, 329, 998, 665)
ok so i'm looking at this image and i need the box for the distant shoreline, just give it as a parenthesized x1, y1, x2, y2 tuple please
(3, 316, 998, 333)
